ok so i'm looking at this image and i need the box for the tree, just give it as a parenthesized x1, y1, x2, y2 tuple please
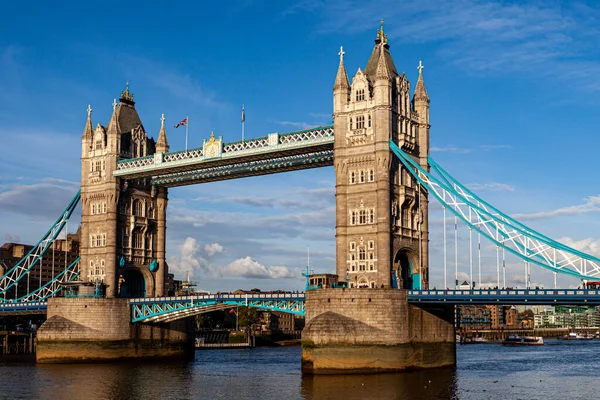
(238, 306, 259, 329)
(519, 309, 534, 318)
(194, 314, 205, 331)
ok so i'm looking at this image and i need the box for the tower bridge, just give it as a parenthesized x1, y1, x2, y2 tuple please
(1, 22, 599, 371)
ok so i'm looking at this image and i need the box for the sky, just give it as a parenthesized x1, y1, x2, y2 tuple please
(1, 0, 599, 292)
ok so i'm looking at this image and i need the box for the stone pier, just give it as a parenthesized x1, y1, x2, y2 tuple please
(301, 289, 455, 374)
(36, 298, 194, 363)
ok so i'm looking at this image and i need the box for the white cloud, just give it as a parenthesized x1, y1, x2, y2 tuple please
(168, 237, 211, 278)
(513, 195, 600, 221)
(220, 257, 295, 279)
(557, 237, 600, 258)
(204, 243, 224, 256)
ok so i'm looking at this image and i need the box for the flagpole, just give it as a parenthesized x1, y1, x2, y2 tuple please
(242, 104, 245, 142)
(185, 115, 189, 151)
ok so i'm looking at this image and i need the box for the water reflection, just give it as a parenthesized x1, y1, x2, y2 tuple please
(301, 367, 457, 400)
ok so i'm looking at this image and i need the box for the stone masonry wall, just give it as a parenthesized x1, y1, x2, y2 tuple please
(302, 288, 455, 374)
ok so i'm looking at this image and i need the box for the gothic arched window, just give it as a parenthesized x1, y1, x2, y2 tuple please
(133, 199, 144, 217)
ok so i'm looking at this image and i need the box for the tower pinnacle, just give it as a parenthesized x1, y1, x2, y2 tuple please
(414, 61, 429, 102)
(156, 113, 169, 152)
(82, 104, 93, 139)
(120, 81, 135, 105)
(334, 45, 350, 91)
(375, 19, 388, 46)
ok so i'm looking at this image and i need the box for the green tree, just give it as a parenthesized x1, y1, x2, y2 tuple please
(238, 306, 259, 328)
(194, 314, 205, 331)
(518, 309, 534, 318)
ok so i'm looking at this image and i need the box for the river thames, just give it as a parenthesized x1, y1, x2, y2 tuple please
(0, 339, 598, 399)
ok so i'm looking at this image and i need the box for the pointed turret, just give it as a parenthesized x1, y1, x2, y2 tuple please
(82, 104, 93, 157)
(364, 20, 398, 80)
(82, 104, 93, 139)
(413, 61, 429, 103)
(413, 61, 430, 168)
(156, 114, 169, 153)
(333, 46, 351, 113)
(334, 46, 350, 91)
(375, 44, 391, 80)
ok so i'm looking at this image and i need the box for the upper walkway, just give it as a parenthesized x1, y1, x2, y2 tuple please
(113, 126, 334, 187)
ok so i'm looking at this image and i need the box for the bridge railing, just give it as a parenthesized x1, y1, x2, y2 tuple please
(409, 289, 600, 296)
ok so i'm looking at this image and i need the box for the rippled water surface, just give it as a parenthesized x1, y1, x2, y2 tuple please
(1, 340, 598, 400)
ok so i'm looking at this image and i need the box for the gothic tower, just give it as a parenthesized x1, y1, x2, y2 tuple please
(333, 22, 430, 289)
(80, 84, 169, 298)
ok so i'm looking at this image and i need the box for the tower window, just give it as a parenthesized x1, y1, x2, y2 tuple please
(133, 199, 144, 217)
(369, 169, 375, 182)
(356, 115, 365, 129)
(356, 89, 365, 102)
(360, 170, 366, 183)
(368, 114, 372, 128)
(359, 248, 366, 260)
(350, 171, 356, 184)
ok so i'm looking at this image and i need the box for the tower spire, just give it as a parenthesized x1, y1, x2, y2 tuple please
(375, 43, 391, 80)
(333, 46, 350, 90)
(82, 104, 93, 139)
(156, 113, 169, 152)
(413, 60, 429, 103)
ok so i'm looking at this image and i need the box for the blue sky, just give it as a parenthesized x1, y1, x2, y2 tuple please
(1, 0, 599, 292)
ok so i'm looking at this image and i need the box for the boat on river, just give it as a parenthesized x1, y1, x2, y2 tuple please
(502, 335, 544, 346)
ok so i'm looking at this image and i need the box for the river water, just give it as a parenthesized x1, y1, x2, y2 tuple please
(0, 340, 598, 400)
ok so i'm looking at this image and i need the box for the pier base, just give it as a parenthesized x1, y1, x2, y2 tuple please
(36, 298, 194, 363)
(301, 289, 455, 374)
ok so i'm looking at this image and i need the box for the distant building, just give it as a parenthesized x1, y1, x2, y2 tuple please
(0, 231, 80, 299)
(457, 305, 491, 329)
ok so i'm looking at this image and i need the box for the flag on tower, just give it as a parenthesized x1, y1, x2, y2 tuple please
(241, 105, 245, 123)
(174, 118, 188, 128)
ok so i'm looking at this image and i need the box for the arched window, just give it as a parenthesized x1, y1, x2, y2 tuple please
(360, 170, 366, 183)
(369, 169, 375, 182)
(133, 199, 144, 217)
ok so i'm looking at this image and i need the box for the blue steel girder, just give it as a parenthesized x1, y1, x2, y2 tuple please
(151, 150, 333, 187)
(130, 293, 306, 323)
(114, 126, 334, 186)
(0, 301, 48, 315)
(389, 140, 600, 280)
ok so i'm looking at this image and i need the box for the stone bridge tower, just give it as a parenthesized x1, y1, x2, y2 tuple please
(80, 84, 168, 298)
(334, 22, 430, 290)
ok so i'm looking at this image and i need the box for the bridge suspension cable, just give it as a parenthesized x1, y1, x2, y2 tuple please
(390, 140, 600, 281)
(0, 190, 81, 299)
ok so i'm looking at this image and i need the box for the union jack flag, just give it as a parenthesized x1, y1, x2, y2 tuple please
(174, 118, 188, 128)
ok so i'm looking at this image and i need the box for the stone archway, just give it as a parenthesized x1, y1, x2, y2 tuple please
(393, 249, 414, 290)
(119, 267, 155, 298)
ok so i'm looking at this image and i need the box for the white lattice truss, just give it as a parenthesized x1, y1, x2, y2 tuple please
(130, 293, 306, 323)
(16, 258, 80, 302)
(390, 140, 600, 280)
(115, 126, 334, 177)
(0, 190, 80, 298)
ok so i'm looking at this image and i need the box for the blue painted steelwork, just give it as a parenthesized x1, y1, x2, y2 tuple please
(0, 190, 81, 298)
(114, 125, 334, 187)
(152, 150, 333, 187)
(0, 301, 47, 314)
(16, 257, 80, 302)
(408, 289, 600, 306)
(130, 293, 306, 323)
(389, 140, 600, 280)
